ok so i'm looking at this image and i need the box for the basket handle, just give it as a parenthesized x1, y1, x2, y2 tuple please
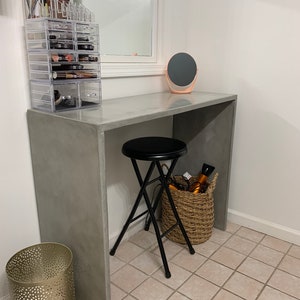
(206, 172, 218, 196)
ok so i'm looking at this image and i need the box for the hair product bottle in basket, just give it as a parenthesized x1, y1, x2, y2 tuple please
(189, 163, 215, 194)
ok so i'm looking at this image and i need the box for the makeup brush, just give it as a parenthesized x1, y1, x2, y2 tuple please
(30, 0, 39, 17)
(25, 0, 31, 17)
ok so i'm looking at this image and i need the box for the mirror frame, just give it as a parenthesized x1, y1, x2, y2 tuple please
(100, 0, 164, 78)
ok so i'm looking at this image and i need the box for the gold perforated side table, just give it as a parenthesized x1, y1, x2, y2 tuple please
(6, 242, 75, 300)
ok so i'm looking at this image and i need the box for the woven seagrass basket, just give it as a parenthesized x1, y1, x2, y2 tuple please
(161, 173, 218, 245)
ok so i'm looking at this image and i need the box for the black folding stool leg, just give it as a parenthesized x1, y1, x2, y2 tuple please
(110, 161, 156, 256)
(109, 160, 172, 277)
(131, 158, 161, 231)
(130, 158, 171, 278)
(144, 183, 164, 231)
(156, 162, 195, 255)
(142, 185, 171, 278)
(144, 158, 178, 231)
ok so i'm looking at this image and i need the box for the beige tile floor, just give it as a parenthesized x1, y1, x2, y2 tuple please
(110, 222, 300, 300)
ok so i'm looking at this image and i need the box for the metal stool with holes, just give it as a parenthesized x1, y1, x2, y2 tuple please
(109, 136, 195, 278)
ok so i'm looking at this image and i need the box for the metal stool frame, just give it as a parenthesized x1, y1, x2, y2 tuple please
(110, 155, 195, 278)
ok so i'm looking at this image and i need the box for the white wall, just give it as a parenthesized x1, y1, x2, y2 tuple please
(0, 2, 40, 297)
(187, 0, 300, 243)
(0, 1, 181, 298)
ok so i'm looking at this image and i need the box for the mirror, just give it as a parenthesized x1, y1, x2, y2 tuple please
(83, 0, 157, 63)
(166, 53, 198, 94)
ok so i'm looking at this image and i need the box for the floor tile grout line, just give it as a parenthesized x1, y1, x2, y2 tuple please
(207, 233, 293, 299)
(111, 225, 300, 300)
(275, 242, 300, 279)
(213, 230, 265, 299)
(235, 226, 266, 244)
(114, 240, 194, 298)
(259, 242, 300, 300)
(226, 227, 279, 300)
(214, 228, 299, 300)
(164, 226, 240, 300)
(166, 290, 193, 300)
(207, 227, 272, 299)
(129, 276, 174, 299)
(110, 245, 159, 297)
(262, 286, 300, 300)
(123, 227, 237, 299)
(129, 232, 215, 299)
(213, 286, 247, 300)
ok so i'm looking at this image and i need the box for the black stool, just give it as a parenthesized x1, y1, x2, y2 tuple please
(109, 136, 195, 278)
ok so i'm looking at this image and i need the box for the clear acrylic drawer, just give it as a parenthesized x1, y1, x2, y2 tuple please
(30, 80, 101, 112)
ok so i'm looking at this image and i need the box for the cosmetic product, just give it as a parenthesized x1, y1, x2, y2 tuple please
(54, 89, 63, 105)
(78, 44, 94, 51)
(49, 0, 56, 18)
(51, 53, 74, 62)
(52, 72, 76, 79)
(34, 0, 42, 17)
(74, 71, 97, 79)
(168, 184, 178, 191)
(52, 64, 83, 71)
(51, 54, 65, 62)
(61, 95, 76, 107)
(189, 163, 215, 194)
(182, 171, 192, 190)
(77, 36, 89, 42)
(78, 54, 98, 62)
(52, 71, 96, 80)
(50, 42, 73, 50)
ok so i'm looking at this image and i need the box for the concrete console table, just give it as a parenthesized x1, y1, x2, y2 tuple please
(27, 91, 237, 299)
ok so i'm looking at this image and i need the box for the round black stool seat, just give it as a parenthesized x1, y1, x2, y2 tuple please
(122, 136, 187, 161)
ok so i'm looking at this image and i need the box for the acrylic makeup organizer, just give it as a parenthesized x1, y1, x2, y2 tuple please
(25, 1, 102, 112)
